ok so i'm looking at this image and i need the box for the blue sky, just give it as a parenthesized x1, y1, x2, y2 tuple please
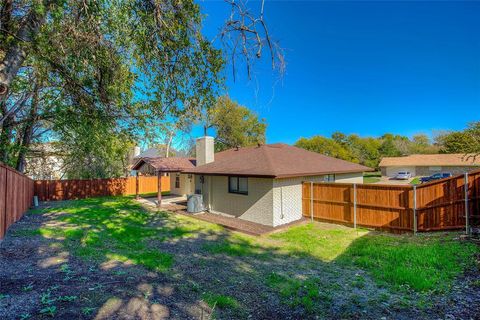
(191, 0, 480, 145)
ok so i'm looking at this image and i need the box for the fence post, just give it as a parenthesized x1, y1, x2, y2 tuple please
(310, 182, 313, 222)
(413, 185, 417, 235)
(465, 172, 469, 235)
(353, 183, 357, 229)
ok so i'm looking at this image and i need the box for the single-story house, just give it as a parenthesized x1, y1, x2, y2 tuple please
(133, 136, 371, 227)
(379, 154, 480, 178)
(184, 137, 370, 227)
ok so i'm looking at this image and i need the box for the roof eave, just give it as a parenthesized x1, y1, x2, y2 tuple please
(182, 170, 276, 178)
(274, 168, 372, 179)
(183, 167, 371, 179)
(380, 164, 480, 167)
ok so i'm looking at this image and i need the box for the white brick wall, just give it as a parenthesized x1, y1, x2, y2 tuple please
(272, 176, 325, 227)
(196, 172, 364, 227)
(206, 176, 275, 226)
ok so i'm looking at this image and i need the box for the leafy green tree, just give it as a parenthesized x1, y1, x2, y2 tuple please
(295, 136, 355, 162)
(296, 131, 442, 169)
(0, 0, 280, 176)
(346, 135, 381, 168)
(437, 122, 480, 154)
(331, 131, 348, 146)
(410, 134, 438, 154)
(378, 134, 402, 157)
(206, 96, 267, 152)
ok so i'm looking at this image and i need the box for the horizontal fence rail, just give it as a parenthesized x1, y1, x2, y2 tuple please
(34, 176, 170, 201)
(303, 169, 480, 233)
(1, 163, 34, 239)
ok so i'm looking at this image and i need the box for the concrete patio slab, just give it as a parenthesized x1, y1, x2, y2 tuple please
(135, 196, 307, 236)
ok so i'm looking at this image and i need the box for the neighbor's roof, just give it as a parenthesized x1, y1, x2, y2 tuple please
(132, 157, 196, 172)
(185, 143, 371, 178)
(379, 154, 480, 167)
(135, 147, 165, 159)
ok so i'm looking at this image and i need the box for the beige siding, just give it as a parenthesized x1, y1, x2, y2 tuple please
(385, 166, 416, 178)
(383, 166, 480, 177)
(335, 172, 364, 183)
(415, 165, 480, 176)
(170, 173, 194, 196)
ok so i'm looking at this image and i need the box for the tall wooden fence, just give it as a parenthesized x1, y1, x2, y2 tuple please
(303, 169, 480, 233)
(34, 176, 170, 201)
(0, 163, 34, 239)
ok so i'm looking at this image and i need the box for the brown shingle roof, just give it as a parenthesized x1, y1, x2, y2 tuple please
(185, 143, 371, 178)
(379, 154, 480, 167)
(132, 157, 196, 172)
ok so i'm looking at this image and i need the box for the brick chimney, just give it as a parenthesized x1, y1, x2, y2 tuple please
(196, 136, 214, 166)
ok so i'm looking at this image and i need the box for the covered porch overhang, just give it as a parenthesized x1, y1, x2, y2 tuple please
(132, 157, 196, 208)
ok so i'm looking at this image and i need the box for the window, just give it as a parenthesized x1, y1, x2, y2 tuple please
(324, 174, 335, 182)
(175, 175, 180, 188)
(228, 176, 248, 195)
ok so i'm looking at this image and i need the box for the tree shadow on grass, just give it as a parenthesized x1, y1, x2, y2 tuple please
(1, 196, 479, 319)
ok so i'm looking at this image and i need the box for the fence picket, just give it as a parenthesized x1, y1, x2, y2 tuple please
(34, 176, 170, 201)
(0, 163, 33, 239)
(303, 169, 480, 233)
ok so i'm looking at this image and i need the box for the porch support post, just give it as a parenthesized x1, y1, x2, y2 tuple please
(157, 171, 162, 208)
(135, 171, 139, 200)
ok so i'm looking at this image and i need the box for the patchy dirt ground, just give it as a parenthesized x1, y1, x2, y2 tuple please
(1, 198, 479, 319)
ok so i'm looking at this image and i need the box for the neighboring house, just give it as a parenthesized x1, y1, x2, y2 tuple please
(379, 154, 480, 178)
(135, 147, 165, 159)
(25, 143, 65, 180)
(133, 136, 370, 227)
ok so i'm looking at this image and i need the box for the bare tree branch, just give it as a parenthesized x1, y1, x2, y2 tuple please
(219, 0, 285, 81)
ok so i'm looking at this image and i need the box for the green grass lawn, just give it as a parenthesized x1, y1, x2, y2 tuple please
(270, 223, 478, 292)
(363, 171, 381, 183)
(9, 196, 479, 318)
(25, 196, 478, 292)
(25, 197, 222, 272)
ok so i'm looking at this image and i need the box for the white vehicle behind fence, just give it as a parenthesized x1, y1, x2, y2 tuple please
(395, 171, 412, 180)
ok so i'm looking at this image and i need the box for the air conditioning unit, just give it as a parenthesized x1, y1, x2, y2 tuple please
(187, 194, 204, 213)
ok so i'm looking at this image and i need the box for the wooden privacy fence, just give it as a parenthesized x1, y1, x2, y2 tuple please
(303, 169, 480, 233)
(34, 176, 170, 201)
(0, 163, 34, 239)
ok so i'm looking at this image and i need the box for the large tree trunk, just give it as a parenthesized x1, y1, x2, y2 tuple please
(16, 83, 39, 172)
(0, 99, 14, 163)
(0, 4, 47, 96)
(0, 1, 13, 35)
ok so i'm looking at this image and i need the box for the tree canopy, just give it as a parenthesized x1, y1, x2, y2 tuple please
(436, 122, 480, 155)
(0, 0, 278, 178)
(206, 95, 267, 152)
(295, 132, 440, 168)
